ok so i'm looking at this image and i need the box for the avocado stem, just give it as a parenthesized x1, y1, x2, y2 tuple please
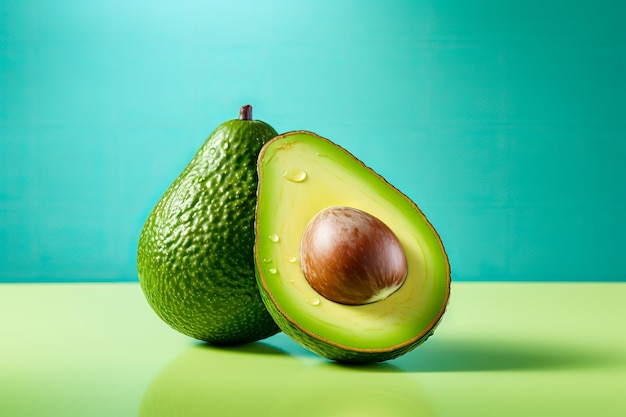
(239, 104, 253, 120)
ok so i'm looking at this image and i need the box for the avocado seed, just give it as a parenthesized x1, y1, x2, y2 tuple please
(299, 206, 408, 305)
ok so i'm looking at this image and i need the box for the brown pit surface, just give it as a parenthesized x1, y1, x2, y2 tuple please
(299, 206, 408, 305)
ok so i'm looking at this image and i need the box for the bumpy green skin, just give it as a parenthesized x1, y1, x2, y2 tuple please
(138, 118, 280, 345)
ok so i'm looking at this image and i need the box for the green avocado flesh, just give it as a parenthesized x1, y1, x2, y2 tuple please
(254, 131, 451, 362)
(138, 111, 280, 345)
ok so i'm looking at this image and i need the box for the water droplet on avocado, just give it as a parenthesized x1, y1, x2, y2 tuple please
(286, 256, 297, 263)
(306, 298, 321, 306)
(269, 234, 280, 243)
(262, 258, 272, 264)
(282, 168, 307, 182)
(269, 268, 277, 275)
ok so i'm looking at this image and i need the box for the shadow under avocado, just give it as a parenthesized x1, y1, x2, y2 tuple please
(202, 339, 291, 355)
(390, 336, 621, 373)
(139, 330, 616, 416)
(261, 331, 615, 374)
(139, 340, 438, 417)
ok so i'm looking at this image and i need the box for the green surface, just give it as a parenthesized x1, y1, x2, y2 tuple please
(1, 282, 625, 416)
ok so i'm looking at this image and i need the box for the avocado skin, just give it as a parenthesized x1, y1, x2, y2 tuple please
(138, 117, 280, 345)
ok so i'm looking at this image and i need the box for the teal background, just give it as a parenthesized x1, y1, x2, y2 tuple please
(1, 0, 625, 282)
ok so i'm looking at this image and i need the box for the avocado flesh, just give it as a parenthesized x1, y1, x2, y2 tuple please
(255, 131, 450, 362)
(138, 112, 280, 345)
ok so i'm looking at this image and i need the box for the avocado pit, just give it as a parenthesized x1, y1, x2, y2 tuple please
(299, 206, 408, 305)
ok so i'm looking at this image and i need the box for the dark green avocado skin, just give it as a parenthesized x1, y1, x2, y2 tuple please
(138, 118, 280, 345)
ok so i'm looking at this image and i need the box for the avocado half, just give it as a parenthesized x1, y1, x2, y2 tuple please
(254, 131, 451, 363)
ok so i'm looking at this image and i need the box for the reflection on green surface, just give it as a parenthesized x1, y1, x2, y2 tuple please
(140, 342, 436, 417)
(3, 283, 625, 417)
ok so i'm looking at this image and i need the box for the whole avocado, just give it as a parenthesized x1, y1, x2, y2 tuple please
(138, 105, 280, 344)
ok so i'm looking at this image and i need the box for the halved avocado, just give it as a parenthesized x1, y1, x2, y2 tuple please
(254, 131, 451, 363)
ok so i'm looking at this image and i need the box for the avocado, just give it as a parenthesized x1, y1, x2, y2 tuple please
(254, 131, 451, 362)
(138, 105, 280, 345)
